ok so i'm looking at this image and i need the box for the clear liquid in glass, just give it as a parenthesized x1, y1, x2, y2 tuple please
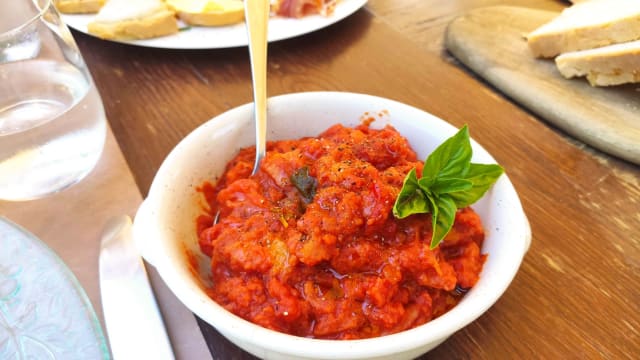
(0, 59, 107, 200)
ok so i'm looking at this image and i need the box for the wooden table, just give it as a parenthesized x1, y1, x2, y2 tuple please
(3, 0, 638, 358)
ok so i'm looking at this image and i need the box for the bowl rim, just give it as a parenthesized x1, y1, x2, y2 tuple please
(137, 91, 531, 358)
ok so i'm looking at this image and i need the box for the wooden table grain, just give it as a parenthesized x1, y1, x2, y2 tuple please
(63, 0, 640, 358)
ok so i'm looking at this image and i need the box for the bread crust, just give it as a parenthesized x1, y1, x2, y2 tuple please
(529, 19, 640, 58)
(175, 9, 244, 26)
(527, 0, 640, 58)
(555, 41, 640, 86)
(88, 9, 178, 40)
(55, 0, 104, 14)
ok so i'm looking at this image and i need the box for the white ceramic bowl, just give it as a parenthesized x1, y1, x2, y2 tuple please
(133, 92, 531, 360)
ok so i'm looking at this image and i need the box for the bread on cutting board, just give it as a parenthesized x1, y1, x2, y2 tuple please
(527, 0, 640, 58)
(165, 0, 244, 26)
(555, 40, 640, 86)
(54, 0, 105, 13)
(88, 0, 178, 40)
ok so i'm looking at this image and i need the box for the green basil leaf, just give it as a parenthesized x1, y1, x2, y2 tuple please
(449, 163, 504, 208)
(422, 125, 472, 182)
(391, 124, 505, 250)
(393, 168, 431, 218)
(430, 194, 457, 249)
(423, 177, 473, 195)
(291, 167, 318, 203)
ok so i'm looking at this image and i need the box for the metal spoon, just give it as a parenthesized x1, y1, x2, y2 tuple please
(214, 0, 269, 224)
(245, 0, 269, 175)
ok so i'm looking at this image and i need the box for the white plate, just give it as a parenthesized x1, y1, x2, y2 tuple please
(0, 218, 109, 359)
(62, 0, 367, 49)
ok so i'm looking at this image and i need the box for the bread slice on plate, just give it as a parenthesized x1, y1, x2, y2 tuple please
(555, 40, 640, 86)
(165, 0, 245, 26)
(88, 0, 178, 40)
(54, 0, 105, 14)
(527, 0, 640, 58)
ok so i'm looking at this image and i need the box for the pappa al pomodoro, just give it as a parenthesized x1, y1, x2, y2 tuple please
(196, 122, 491, 339)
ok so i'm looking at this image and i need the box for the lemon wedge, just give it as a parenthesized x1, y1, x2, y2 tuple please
(165, 0, 245, 26)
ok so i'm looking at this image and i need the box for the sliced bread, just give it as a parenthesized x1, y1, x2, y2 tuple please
(555, 40, 640, 86)
(88, 0, 178, 40)
(165, 0, 245, 26)
(54, 0, 105, 14)
(527, 0, 640, 58)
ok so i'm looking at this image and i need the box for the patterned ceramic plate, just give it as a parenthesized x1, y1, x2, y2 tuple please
(0, 217, 109, 359)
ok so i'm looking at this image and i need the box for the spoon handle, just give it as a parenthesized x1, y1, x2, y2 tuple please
(245, 0, 270, 175)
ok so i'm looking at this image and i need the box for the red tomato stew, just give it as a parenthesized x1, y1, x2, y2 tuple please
(197, 123, 487, 339)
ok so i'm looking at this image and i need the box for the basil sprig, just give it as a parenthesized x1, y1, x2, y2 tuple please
(392, 125, 504, 249)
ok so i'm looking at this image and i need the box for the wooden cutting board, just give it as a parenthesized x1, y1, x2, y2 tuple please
(444, 6, 640, 165)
